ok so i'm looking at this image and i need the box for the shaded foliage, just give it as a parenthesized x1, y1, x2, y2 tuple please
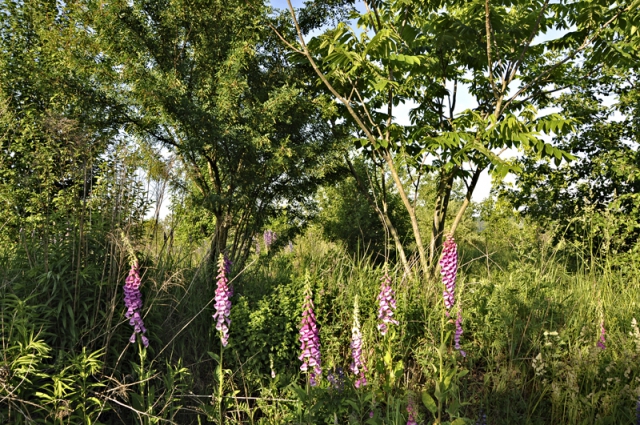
(90, 0, 345, 266)
(502, 65, 640, 256)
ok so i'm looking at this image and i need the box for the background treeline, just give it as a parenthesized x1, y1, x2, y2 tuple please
(1, 0, 639, 424)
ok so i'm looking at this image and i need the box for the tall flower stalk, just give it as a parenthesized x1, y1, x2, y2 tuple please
(121, 233, 152, 424)
(377, 269, 399, 336)
(263, 230, 276, 250)
(440, 234, 458, 314)
(455, 310, 466, 357)
(213, 253, 233, 347)
(436, 233, 462, 422)
(299, 278, 321, 386)
(597, 319, 606, 350)
(350, 296, 367, 388)
(211, 253, 232, 425)
(124, 262, 149, 348)
(406, 395, 418, 425)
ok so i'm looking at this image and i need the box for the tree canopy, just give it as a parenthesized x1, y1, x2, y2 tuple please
(89, 0, 344, 264)
(277, 0, 639, 275)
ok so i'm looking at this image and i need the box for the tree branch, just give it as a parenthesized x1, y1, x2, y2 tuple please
(505, 0, 550, 88)
(346, 157, 411, 275)
(485, 0, 498, 96)
(450, 166, 482, 236)
(284, 0, 378, 146)
(500, 3, 630, 115)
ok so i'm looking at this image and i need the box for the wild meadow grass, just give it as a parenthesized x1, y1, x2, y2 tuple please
(2, 223, 640, 424)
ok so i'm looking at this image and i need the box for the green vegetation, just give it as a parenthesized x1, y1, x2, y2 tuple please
(1, 0, 639, 424)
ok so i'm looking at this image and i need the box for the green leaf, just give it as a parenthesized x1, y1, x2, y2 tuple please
(372, 78, 389, 91)
(447, 398, 461, 416)
(421, 391, 437, 414)
(434, 381, 442, 401)
(384, 350, 392, 366)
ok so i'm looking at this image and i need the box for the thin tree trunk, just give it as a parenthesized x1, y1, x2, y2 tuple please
(346, 158, 411, 275)
(449, 168, 482, 236)
(381, 150, 429, 275)
(434, 167, 483, 276)
(429, 170, 454, 274)
(210, 213, 230, 264)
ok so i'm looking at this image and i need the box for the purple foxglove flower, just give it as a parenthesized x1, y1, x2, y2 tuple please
(349, 297, 367, 388)
(288, 240, 294, 253)
(377, 271, 399, 336)
(597, 320, 606, 350)
(635, 395, 640, 425)
(263, 230, 276, 249)
(440, 234, 458, 313)
(224, 255, 233, 297)
(124, 262, 149, 348)
(255, 236, 261, 255)
(406, 396, 418, 425)
(299, 283, 321, 386)
(455, 310, 466, 357)
(212, 254, 233, 347)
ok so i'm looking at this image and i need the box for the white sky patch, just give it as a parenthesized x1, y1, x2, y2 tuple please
(143, 146, 173, 220)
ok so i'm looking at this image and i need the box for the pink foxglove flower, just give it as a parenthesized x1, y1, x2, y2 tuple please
(299, 283, 321, 386)
(406, 396, 418, 425)
(350, 297, 367, 388)
(263, 230, 276, 249)
(377, 271, 399, 336)
(212, 254, 233, 347)
(597, 320, 606, 350)
(124, 262, 149, 348)
(255, 236, 261, 255)
(440, 234, 458, 313)
(223, 255, 233, 297)
(454, 310, 466, 357)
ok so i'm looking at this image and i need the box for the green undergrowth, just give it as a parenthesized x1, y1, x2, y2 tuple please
(2, 225, 640, 424)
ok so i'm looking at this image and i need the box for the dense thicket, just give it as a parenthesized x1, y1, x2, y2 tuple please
(502, 65, 640, 260)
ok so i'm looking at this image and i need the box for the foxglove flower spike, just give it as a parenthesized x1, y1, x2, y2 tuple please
(377, 269, 399, 336)
(212, 253, 233, 347)
(124, 262, 149, 348)
(440, 234, 458, 312)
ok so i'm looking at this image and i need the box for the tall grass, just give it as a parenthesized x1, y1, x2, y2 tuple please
(2, 216, 640, 424)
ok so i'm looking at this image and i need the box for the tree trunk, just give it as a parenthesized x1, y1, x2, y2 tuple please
(346, 158, 412, 276)
(433, 167, 483, 276)
(382, 150, 429, 276)
(428, 170, 454, 275)
(210, 213, 230, 264)
(449, 168, 482, 236)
